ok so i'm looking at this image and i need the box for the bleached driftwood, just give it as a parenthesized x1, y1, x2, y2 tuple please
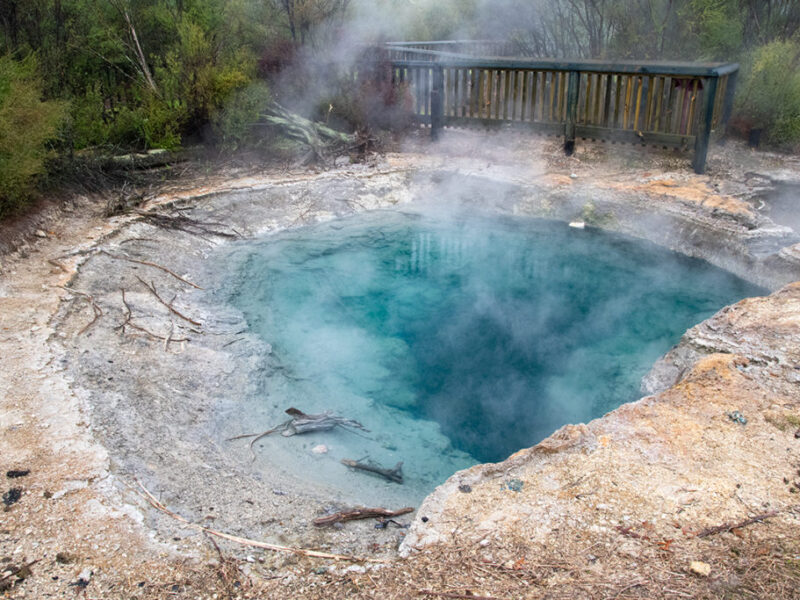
(230, 407, 368, 461)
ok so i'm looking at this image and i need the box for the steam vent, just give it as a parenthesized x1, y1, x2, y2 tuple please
(2, 20, 800, 600)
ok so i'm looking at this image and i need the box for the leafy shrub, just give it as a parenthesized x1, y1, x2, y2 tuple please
(736, 40, 800, 147)
(157, 20, 254, 135)
(211, 81, 272, 150)
(69, 83, 110, 150)
(0, 56, 67, 217)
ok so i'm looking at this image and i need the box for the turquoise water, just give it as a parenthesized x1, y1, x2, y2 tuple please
(224, 210, 762, 475)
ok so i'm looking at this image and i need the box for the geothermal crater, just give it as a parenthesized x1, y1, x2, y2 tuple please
(216, 209, 761, 495)
(52, 165, 800, 558)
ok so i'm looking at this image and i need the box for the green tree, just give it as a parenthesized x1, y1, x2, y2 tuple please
(0, 55, 67, 215)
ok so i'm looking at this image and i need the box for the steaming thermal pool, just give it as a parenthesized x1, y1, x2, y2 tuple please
(216, 210, 763, 503)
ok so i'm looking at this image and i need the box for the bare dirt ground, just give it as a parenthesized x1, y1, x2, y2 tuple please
(1, 134, 799, 599)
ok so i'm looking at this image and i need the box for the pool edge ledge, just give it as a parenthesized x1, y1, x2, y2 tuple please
(400, 282, 800, 556)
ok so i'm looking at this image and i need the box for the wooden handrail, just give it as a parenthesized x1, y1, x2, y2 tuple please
(380, 42, 738, 174)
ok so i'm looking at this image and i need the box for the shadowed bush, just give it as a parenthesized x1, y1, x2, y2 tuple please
(0, 56, 67, 217)
(735, 40, 800, 148)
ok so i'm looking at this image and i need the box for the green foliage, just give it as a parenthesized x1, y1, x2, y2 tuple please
(0, 56, 67, 216)
(685, 0, 743, 59)
(211, 81, 272, 150)
(736, 40, 800, 146)
(156, 18, 255, 132)
(2, 0, 800, 171)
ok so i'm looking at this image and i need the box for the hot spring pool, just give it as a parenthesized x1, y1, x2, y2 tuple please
(215, 210, 763, 502)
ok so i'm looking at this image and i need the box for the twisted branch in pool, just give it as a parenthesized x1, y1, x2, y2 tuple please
(229, 407, 369, 462)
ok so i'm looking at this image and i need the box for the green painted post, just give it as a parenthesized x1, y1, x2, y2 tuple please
(692, 75, 718, 174)
(721, 69, 738, 130)
(564, 70, 579, 156)
(431, 66, 444, 140)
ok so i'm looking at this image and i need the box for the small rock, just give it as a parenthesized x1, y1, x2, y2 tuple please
(458, 484, 472, 493)
(5, 471, 29, 479)
(34, 230, 47, 239)
(313, 566, 328, 575)
(56, 552, 76, 564)
(794, 428, 800, 439)
(690, 561, 711, 577)
(311, 444, 328, 455)
(76, 567, 92, 585)
(2, 488, 22, 507)
(345, 565, 366, 574)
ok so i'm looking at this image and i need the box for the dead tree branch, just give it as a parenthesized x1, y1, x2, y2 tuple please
(118, 289, 188, 347)
(263, 104, 355, 165)
(101, 250, 202, 289)
(136, 276, 203, 327)
(313, 506, 414, 527)
(134, 210, 239, 239)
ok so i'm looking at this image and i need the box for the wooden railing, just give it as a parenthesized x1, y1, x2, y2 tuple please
(381, 43, 738, 174)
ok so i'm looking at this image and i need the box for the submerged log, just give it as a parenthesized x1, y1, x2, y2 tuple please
(341, 458, 404, 484)
(313, 506, 414, 527)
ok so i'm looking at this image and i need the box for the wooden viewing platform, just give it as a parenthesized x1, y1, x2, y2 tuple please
(380, 41, 738, 174)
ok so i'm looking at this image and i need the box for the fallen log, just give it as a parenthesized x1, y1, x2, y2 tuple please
(262, 104, 355, 165)
(341, 458, 403, 484)
(313, 506, 414, 527)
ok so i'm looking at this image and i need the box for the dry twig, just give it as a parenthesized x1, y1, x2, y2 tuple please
(136, 275, 202, 326)
(135, 481, 377, 563)
(118, 289, 188, 346)
(101, 250, 202, 289)
(57, 286, 103, 334)
(0, 559, 40, 584)
(696, 511, 780, 538)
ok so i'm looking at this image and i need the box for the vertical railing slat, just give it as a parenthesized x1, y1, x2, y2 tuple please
(692, 75, 718, 174)
(565, 70, 580, 155)
(520, 70, 529, 122)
